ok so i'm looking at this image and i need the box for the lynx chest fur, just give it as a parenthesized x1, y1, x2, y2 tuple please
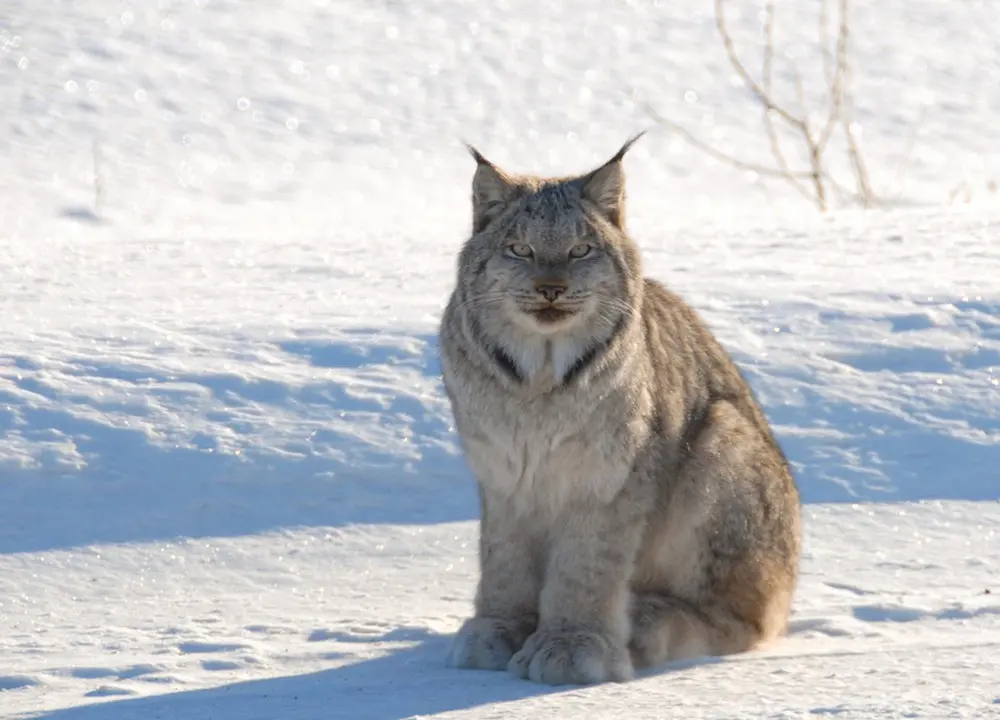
(447, 343, 651, 517)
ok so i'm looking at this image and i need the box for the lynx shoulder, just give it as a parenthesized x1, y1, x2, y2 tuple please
(439, 135, 802, 685)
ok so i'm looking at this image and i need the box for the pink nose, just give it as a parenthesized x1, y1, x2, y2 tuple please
(534, 282, 567, 302)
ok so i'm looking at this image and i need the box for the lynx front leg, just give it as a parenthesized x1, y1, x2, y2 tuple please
(508, 504, 642, 685)
(447, 489, 541, 671)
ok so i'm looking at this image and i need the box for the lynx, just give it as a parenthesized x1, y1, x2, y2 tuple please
(438, 135, 802, 685)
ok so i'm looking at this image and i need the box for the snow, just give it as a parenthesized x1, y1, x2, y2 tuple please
(2, 0, 1000, 717)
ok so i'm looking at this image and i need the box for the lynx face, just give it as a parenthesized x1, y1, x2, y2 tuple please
(458, 139, 645, 341)
(478, 191, 629, 335)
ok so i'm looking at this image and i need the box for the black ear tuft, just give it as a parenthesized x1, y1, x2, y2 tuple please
(608, 130, 647, 164)
(577, 132, 647, 229)
(464, 141, 491, 167)
(464, 143, 522, 234)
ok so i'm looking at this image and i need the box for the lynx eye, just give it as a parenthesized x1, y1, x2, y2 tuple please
(568, 243, 593, 259)
(507, 242, 534, 259)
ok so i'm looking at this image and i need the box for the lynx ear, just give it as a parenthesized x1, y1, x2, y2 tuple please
(578, 131, 645, 229)
(466, 144, 522, 233)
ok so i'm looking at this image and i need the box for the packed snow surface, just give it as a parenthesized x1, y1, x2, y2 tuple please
(2, 0, 999, 717)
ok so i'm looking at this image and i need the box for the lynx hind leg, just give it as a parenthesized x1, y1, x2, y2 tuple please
(628, 592, 784, 669)
(631, 401, 800, 669)
(629, 556, 796, 669)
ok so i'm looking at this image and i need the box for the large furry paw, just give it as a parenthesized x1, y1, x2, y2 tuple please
(507, 629, 633, 685)
(446, 617, 533, 671)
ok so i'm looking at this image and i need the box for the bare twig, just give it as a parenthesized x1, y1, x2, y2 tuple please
(716, 0, 834, 208)
(648, 0, 877, 212)
(645, 105, 812, 180)
(760, 1, 814, 203)
(714, 0, 805, 132)
(834, 0, 874, 207)
(815, 0, 847, 157)
(648, 104, 860, 201)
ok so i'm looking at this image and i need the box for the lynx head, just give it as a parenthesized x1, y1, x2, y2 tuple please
(457, 135, 646, 340)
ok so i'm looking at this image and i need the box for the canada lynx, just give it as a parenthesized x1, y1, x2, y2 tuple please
(438, 135, 802, 685)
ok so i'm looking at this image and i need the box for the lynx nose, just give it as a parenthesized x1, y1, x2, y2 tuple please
(534, 281, 567, 303)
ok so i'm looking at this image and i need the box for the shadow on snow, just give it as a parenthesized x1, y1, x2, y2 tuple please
(3, 305, 999, 554)
(24, 632, 571, 720)
(0, 330, 476, 554)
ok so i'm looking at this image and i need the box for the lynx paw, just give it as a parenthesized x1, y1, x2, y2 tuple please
(507, 629, 633, 685)
(446, 617, 532, 671)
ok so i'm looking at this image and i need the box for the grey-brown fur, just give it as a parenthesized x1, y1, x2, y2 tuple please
(439, 136, 802, 685)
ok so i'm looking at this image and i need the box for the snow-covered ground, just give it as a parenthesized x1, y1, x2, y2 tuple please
(2, 0, 999, 717)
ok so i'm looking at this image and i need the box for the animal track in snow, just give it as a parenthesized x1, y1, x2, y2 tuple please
(852, 603, 1000, 623)
(0, 675, 40, 691)
(62, 663, 161, 680)
(307, 624, 433, 644)
(84, 685, 137, 698)
(824, 582, 875, 597)
(244, 623, 298, 636)
(176, 640, 250, 654)
(787, 616, 886, 639)
(201, 659, 244, 671)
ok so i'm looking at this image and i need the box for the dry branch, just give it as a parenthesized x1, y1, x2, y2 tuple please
(649, 0, 876, 212)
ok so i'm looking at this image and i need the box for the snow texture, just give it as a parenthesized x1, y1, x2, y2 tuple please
(1, 0, 999, 718)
